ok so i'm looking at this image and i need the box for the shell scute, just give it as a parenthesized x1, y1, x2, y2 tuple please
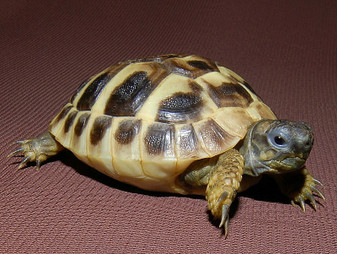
(114, 119, 141, 145)
(144, 122, 175, 157)
(156, 92, 203, 123)
(104, 71, 152, 116)
(111, 117, 143, 178)
(76, 72, 112, 110)
(90, 115, 112, 145)
(86, 114, 114, 176)
(194, 118, 240, 155)
(64, 110, 78, 133)
(74, 113, 90, 137)
(176, 123, 207, 159)
(206, 82, 253, 108)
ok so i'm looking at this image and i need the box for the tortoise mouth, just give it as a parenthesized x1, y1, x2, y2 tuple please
(272, 157, 306, 171)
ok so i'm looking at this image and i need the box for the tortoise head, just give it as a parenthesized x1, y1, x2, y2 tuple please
(240, 119, 314, 176)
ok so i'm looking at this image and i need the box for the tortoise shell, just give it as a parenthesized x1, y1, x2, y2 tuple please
(49, 54, 276, 194)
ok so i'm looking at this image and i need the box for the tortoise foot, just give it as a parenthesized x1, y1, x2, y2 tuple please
(8, 132, 63, 169)
(274, 168, 325, 211)
(290, 173, 325, 212)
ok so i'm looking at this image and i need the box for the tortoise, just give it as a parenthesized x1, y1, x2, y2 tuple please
(9, 54, 324, 236)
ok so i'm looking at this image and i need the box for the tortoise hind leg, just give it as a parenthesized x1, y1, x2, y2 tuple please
(205, 149, 244, 237)
(8, 131, 64, 169)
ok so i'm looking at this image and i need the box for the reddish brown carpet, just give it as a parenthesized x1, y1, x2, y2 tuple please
(1, 1, 336, 253)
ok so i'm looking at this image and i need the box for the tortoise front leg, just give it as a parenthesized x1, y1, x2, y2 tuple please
(205, 149, 244, 237)
(8, 131, 64, 169)
(272, 168, 325, 211)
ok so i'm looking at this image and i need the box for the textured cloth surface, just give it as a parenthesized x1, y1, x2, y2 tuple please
(1, 1, 336, 253)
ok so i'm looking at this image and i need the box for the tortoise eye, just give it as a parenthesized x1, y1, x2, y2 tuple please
(274, 135, 286, 145)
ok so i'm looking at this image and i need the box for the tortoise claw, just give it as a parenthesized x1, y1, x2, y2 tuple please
(298, 196, 306, 212)
(219, 204, 230, 238)
(291, 200, 296, 208)
(14, 140, 27, 144)
(18, 156, 31, 169)
(313, 178, 323, 187)
(7, 147, 25, 158)
(310, 185, 325, 201)
(307, 195, 317, 211)
(8, 139, 33, 169)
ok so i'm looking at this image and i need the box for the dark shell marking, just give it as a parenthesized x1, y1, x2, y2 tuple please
(74, 113, 90, 136)
(90, 116, 112, 145)
(104, 70, 166, 116)
(64, 110, 78, 133)
(53, 105, 73, 125)
(156, 92, 203, 123)
(115, 119, 141, 144)
(76, 72, 111, 110)
(207, 82, 253, 108)
(187, 60, 217, 71)
(70, 79, 90, 104)
(104, 71, 151, 116)
(144, 123, 175, 156)
(188, 81, 204, 93)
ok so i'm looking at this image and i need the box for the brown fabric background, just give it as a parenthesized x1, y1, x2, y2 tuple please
(1, 1, 336, 253)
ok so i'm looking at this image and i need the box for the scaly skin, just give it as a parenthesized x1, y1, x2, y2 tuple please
(205, 149, 244, 237)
